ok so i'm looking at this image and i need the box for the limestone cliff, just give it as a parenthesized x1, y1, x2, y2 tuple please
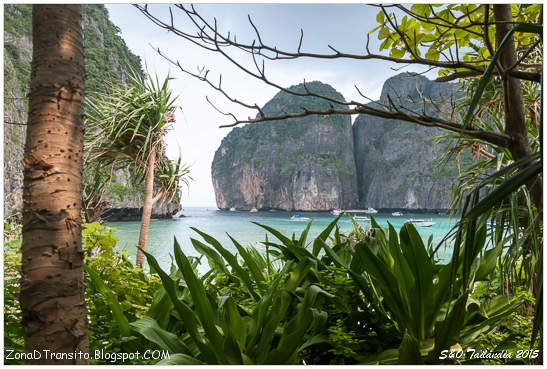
(212, 82, 358, 211)
(100, 168, 181, 220)
(4, 5, 32, 217)
(353, 73, 462, 210)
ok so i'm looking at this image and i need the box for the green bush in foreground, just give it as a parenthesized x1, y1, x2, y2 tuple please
(83, 222, 162, 364)
(86, 216, 535, 364)
(4, 237, 24, 365)
(3, 217, 537, 364)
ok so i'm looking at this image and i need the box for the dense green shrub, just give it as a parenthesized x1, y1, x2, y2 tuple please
(82, 223, 162, 363)
(3, 222, 163, 365)
(82, 216, 533, 364)
(4, 237, 24, 365)
(3, 217, 538, 364)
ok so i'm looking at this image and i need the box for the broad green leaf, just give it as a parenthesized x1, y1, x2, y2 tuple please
(378, 26, 391, 40)
(131, 316, 190, 354)
(313, 214, 342, 256)
(410, 4, 430, 16)
(172, 239, 225, 359)
(398, 331, 423, 364)
(142, 245, 218, 363)
(146, 288, 173, 329)
(298, 334, 329, 351)
(252, 222, 293, 247)
(475, 241, 503, 281)
(192, 227, 260, 301)
(219, 296, 246, 348)
(317, 238, 346, 268)
(376, 10, 385, 23)
(297, 220, 313, 248)
(228, 234, 266, 283)
(390, 47, 406, 59)
(190, 237, 228, 274)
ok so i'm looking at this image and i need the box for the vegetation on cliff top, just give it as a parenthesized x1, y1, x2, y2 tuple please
(82, 5, 144, 93)
(4, 4, 144, 96)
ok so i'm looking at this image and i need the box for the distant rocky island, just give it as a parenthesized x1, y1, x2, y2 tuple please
(211, 73, 465, 212)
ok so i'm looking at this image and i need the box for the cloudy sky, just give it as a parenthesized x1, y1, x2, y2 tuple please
(105, 4, 432, 207)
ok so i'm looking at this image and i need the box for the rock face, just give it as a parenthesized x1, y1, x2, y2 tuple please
(212, 73, 462, 212)
(98, 168, 182, 220)
(4, 5, 32, 217)
(353, 73, 461, 210)
(101, 202, 182, 221)
(4, 4, 180, 219)
(212, 82, 358, 211)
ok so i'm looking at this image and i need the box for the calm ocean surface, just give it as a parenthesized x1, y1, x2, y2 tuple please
(107, 207, 458, 272)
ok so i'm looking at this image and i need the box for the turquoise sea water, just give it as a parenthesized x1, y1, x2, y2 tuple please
(107, 207, 458, 272)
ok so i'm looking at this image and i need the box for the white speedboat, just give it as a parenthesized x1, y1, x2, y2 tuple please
(291, 215, 310, 222)
(354, 216, 370, 221)
(364, 207, 378, 214)
(409, 218, 435, 227)
(330, 209, 342, 216)
(392, 211, 403, 216)
(229, 207, 236, 212)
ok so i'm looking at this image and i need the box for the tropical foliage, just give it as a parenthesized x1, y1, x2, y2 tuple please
(82, 222, 162, 362)
(372, 4, 542, 78)
(4, 209, 539, 365)
(425, 5, 543, 350)
(83, 72, 183, 209)
(84, 72, 190, 266)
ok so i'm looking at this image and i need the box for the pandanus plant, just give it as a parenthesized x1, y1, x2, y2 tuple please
(85, 71, 190, 267)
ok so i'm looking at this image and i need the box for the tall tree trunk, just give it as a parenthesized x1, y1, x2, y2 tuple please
(20, 5, 88, 364)
(493, 4, 542, 210)
(136, 147, 156, 268)
(493, 6, 543, 362)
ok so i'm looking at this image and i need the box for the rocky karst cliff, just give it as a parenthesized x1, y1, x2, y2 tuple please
(98, 168, 182, 220)
(4, 4, 180, 219)
(212, 82, 358, 211)
(4, 5, 32, 218)
(212, 73, 464, 211)
(353, 73, 462, 210)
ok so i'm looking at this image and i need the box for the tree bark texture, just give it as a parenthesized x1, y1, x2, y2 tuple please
(493, 6, 543, 358)
(20, 5, 88, 364)
(493, 4, 542, 210)
(136, 147, 156, 268)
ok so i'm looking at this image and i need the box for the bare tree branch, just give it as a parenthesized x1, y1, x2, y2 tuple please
(134, 3, 538, 152)
(134, 4, 540, 82)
